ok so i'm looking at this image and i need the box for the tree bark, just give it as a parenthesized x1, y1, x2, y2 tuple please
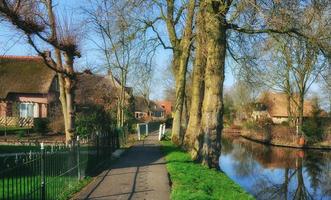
(171, 0, 196, 145)
(184, 3, 206, 154)
(197, 0, 227, 168)
(46, 0, 76, 144)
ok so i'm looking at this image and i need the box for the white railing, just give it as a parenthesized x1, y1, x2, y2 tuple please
(158, 123, 166, 141)
(136, 123, 148, 140)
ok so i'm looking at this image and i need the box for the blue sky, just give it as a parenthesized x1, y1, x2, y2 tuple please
(0, 0, 236, 100)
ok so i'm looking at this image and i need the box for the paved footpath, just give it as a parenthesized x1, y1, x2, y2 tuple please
(74, 133, 170, 200)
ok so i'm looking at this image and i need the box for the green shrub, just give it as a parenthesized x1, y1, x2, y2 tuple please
(17, 130, 25, 138)
(165, 117, 173, 128)
(33, 118, 50, 134)
(281, 121, 290, 126)
(76, 105, 114, 137)
(303, 119, 323, 142)
(243, 121, 259, 130)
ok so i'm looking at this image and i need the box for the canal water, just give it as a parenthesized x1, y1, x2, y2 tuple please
(219, 136, 331, 200)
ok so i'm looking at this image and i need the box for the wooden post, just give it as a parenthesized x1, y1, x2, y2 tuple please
(146, 123, 149, 136)
(137, 124, 141, 140)
(159, 124, 162, 141)
(162, 123, 166, 136)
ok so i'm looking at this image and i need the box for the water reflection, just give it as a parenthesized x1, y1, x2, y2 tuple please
(219, 136, 331, 200)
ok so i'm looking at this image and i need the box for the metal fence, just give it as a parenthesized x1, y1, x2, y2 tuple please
(0, 131, 120, 200)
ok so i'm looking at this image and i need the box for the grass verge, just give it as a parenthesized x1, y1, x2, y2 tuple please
(161, 140, 254, 200)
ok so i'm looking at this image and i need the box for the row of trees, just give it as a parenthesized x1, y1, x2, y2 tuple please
(147, 0, 330, 168)
(0, 0, 330, 168)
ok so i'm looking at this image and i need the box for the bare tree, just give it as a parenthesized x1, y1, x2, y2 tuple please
(85, 0, 156, 127)
(0, 0, 81, 143)
(146, 0, 196, 144)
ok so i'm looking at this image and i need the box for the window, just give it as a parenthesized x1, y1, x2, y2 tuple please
(19, 103, 34, 118)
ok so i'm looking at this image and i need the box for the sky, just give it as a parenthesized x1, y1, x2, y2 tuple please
(0, 0, 325, 107)
(0, 0, 236, 101)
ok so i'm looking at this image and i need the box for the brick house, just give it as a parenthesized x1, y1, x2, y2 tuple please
(134, 96, 165, 121)
(156, 100, 173, 117)
(254, 91, 325, 124)
(0, 55, 59, 126)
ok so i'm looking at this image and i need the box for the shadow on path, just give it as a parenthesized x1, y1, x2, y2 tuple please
(74, 134, 170, 200)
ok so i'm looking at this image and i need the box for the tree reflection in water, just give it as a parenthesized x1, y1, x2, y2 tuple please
(220, 136, 331, 200)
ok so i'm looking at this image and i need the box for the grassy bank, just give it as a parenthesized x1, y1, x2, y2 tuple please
(161, 140, 254, 200)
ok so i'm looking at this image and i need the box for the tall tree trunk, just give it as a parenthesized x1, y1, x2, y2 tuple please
(283, 45, 293, 126)
(46, 0, 76, 144)
(171, 0, 196, 145)
(298, 92, 304, 135)
(184, 3, 206, 154)
(63, 54, 76, 143)
(198, 0, 227, 168)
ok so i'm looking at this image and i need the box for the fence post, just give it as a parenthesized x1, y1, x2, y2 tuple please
(40, 143, 46, 200)
(137, 124, 141, 140)
(162, 123, 166, 136)
(77, 136, 81, 180)
(158, 124, 162, 141)
(146, 123, 149, 136)
(96, 132, 100, 162)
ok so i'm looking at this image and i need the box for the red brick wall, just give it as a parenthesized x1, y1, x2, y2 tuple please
(0, 103, 6, 117)
(156, 101, 173, 116)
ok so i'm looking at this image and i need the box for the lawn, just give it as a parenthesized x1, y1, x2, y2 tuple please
(0, 145, 40, 154)
(0, 175, 92, 200)
(0, 127, 32, 135)
(161, 140, 254, 200)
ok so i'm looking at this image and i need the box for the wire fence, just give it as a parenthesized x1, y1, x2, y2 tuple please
(0, 131, 120, 200)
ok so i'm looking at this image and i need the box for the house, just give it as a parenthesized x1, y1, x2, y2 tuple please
(0, 56, 134, 128)
(255, 91, 318, 124)
(75, 70, 133, 112)
(156, 100, 173, 117)
(0, 55, 59, 127)
(134, 96, 165, 121)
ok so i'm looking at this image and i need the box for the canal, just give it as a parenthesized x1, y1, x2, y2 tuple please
(220, 136, 331, 200)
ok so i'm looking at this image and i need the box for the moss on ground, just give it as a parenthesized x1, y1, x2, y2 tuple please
(161, 140, 254, 200)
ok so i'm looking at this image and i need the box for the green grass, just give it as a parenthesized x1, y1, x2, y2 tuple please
(0, 175, 92, 200)
(57, 177, 92, 200)
(0, 145, 40, 154)
(161, 140, 254, 200)
(0, 127, 32, 132)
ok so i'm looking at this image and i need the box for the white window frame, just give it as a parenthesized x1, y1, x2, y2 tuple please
(19, 103, 34, 118)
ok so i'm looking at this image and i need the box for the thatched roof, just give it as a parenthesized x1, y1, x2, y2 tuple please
(134, 96, 164, 113)
(259, 91, 313, 117)
(75, 72, 133, 107)
(75, 73, 118, 105)
(0, 56, 56, 99)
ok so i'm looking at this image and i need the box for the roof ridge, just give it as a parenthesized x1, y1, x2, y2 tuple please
(0, 55, 42, 60)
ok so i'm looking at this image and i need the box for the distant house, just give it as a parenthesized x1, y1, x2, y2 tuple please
(0, 56, 134, 128)
(255, 91, 323, 124)
(156, 100, 173, 117)
(75, 71, 133, 112)
(134, 96, 164, 121)
(0, 55, 59, 126)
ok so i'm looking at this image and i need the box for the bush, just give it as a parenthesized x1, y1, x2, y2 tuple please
(76, 105, 114, 137)
(165, 117, 173, 128)
(281, 121, 290, 126)
(243, 121, 258, 130)
(17, 130, 25, 138)
(33, 118, 50, 134)
(303, 119, 323, 142)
